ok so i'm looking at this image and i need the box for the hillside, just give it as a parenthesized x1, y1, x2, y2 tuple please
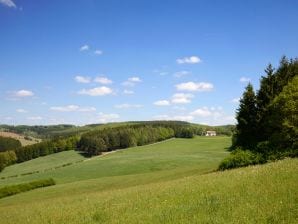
(0, 131, 40, 146)
(0, 141, 296, 223)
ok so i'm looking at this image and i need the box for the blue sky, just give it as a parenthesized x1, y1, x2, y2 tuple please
(1, 0, 297, 125)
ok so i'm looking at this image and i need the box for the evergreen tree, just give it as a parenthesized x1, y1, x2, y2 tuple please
(234, 83, 258, 149)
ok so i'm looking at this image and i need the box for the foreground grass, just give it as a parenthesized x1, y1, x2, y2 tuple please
(0, 136, 230, 186)
(0, 158, 296, 223)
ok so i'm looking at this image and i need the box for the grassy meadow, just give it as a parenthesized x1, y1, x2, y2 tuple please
(0, 136, 297, 223)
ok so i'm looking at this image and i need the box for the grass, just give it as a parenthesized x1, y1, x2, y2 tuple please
(0, 150, 85, 180)
(0, 158, 296, 223)
(0, 136, 296, 223)
(0, 136, 230, 186)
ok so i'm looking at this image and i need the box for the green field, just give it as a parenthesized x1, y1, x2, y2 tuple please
(0, 136, 297, 223)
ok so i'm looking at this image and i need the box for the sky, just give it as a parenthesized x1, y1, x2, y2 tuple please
(0, 0, 297, 126)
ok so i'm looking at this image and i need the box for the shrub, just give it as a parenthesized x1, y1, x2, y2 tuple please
(0, 178, 55, 199)
(218, 149, 264, 171)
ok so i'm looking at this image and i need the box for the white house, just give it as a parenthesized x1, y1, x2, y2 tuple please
(205, 131, 216, 136)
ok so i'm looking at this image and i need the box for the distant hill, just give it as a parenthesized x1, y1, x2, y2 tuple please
(0, 121, 235, 139)
(0, 131, 40, 146)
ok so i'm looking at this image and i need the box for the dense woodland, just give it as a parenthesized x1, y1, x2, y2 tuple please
(220, 56, 298, 170)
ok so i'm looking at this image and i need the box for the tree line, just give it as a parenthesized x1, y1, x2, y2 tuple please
(78, 123, 195, 156)
(220, 56, 298, 170)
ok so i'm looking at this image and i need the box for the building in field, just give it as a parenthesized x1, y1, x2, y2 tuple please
(205, 131, 216, 136)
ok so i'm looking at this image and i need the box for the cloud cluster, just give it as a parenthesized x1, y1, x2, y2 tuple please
(75, 75, 91, 83)
(174, 70, 191, 78)
(176, 82, 213, 92)
(79, 44, 103, 56)
(78, 86, 113, 96)
(122, 76, 142, 87)
(50, 105, 96, 112)
(154, 100, 170, 106)
(176, 56, 201, 64)
(94, 76, 113, 84)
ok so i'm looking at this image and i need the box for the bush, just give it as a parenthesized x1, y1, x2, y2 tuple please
(218, 149, 264, 171)
(0, 178, 55, 199)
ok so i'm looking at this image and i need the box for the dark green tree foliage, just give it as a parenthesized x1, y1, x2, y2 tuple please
(0, 136, 21, 152)
(0, 151, 17, 171)
(234, 84, 258, 149)
(267, 76, 298, 153)
(78, 124, 192, 156)
(233, 56, 298, 156)
(14, 135, 79, 163)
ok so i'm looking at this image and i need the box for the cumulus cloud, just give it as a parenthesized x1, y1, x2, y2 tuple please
(0, 0, 16, 8)
(94, 50, 103, 55)
(190, 107, 213, 117)
(174, 71, 191, 78)
(240, 77, 251, 83)
(123, 89, 134, 95)
(114, 104, 143, 109)
(98, 112, 119, 123)
(16, 109, 28, 113)
(122, 76, 142, 87)
(94, 76, 112, 84)
(171, 93, 194, 104)
(13, 89, 34, 97)
(50, 105, 96, 112)
(80, 44, 89, 51)
(176, 56, 201, 64)
(78, 86, 113, 96)
(176, 82, 213, 92)
(75, 75, 91, 83)
(154, 100, 171, 106)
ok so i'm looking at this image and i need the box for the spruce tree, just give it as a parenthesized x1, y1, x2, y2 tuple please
(234, 83, 258, 149)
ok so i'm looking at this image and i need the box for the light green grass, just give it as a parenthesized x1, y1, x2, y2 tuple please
(0, 158, 296, 223)
(0, 136, 230, 187)
(0, 150, 85, 180)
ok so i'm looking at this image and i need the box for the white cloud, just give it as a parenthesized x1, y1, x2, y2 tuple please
(176, 82, 213, 92)
(16, 109, 28, 113)
(123, 89, 134, 95)
(122, 76, 142, 87)
(14, 89, 34, 97)
(230, 98, 240, 103)
(50, 105, 96, 112)
(98, 112, 119, 123)
(174, 71, 191, 78)
(240, 77, 251, 83)
(27, 116, 42, 120)
(153, 114, 194, 122)
(75, 75, 91, 83)
(154, 100, 170, 106)
(177, 56, 201, 64)
(190, 107, 213, 117)
(171, 93, 194, 104)
(94, 50, 103, 55)
(78, 86, 113, 96)
(80, 45, 89, 51)
(0, 0, 16, 8)
(128, 77, 142, 82)
(114, 104, 143, 109)
(94, 76, 112, 84)
(159, 72, 168, 76)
